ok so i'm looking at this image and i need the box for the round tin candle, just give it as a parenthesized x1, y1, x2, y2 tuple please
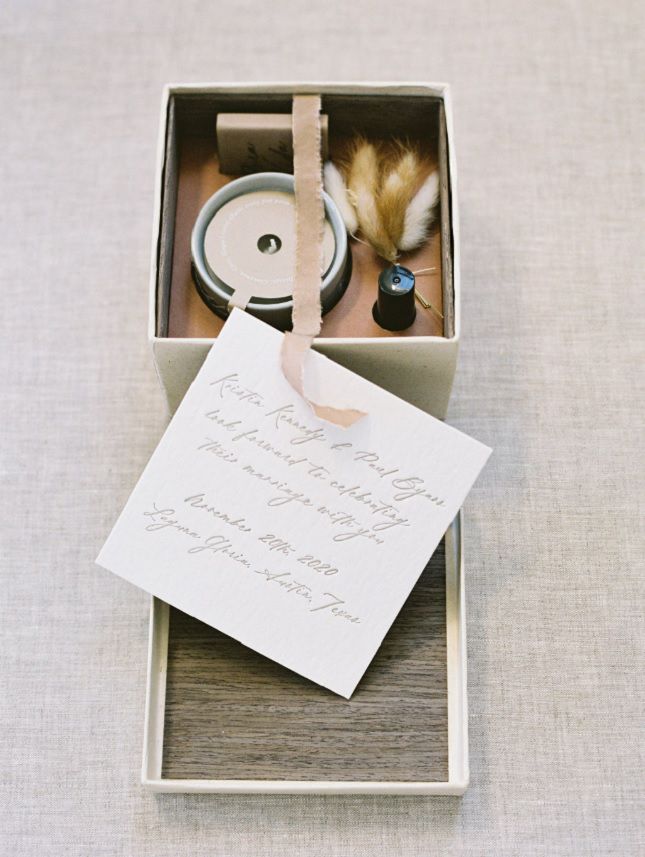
(191, 172, 351, 330)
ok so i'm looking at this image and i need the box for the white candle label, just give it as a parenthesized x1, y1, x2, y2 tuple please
(97, 310, 490, 698)
(204, 190, 335, 298)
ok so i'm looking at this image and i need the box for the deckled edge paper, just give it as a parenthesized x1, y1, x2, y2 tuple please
(97, 309, 491, 698)
(281, 94, 365, 427)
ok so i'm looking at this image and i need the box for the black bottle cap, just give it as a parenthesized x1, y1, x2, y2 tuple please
(372, 264, 416, 331)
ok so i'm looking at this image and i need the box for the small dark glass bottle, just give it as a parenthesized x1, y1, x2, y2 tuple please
(372, 265, 416, 331)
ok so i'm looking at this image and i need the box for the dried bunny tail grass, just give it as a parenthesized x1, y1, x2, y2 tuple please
(377, 148, 422, 250)
(323, 161, 358, 235)
(399, 170, 439, 252)
(346, 139, 397, 262)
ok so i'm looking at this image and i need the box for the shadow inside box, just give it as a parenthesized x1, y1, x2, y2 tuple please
(161, 540, 449, 783)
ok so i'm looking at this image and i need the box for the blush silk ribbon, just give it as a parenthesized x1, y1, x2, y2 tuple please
(280, 94, 365, 428)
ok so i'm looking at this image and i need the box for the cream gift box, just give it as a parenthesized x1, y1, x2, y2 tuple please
(142, 82, 470, 794)
(148, 82, 460, 418)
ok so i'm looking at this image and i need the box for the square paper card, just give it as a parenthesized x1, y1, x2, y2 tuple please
(97, 310, 490, 698)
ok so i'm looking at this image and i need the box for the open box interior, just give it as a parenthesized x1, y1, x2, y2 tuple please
(161, 539, 449, 783)
(143, 512, 467, 790)
(155, 91, 455, 342)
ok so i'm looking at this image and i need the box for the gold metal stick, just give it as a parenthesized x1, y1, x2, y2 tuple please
(414, 291, 444, 320)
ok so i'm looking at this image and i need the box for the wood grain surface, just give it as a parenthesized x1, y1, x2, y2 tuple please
(162, 540, 448, 782)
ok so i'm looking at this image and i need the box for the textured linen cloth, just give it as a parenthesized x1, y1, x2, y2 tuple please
(1, 1, 643, 855)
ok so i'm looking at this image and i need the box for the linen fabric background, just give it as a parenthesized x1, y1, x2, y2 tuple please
(1, 1, 643, 855)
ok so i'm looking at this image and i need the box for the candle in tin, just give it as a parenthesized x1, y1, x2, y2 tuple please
(191, 172, 351, 330)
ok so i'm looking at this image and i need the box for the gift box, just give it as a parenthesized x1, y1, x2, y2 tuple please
(142, 82, 470, 795)
(148, 82, 460, 418)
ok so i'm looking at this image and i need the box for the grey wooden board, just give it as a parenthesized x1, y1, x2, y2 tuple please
(162, 540, 448, 782)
